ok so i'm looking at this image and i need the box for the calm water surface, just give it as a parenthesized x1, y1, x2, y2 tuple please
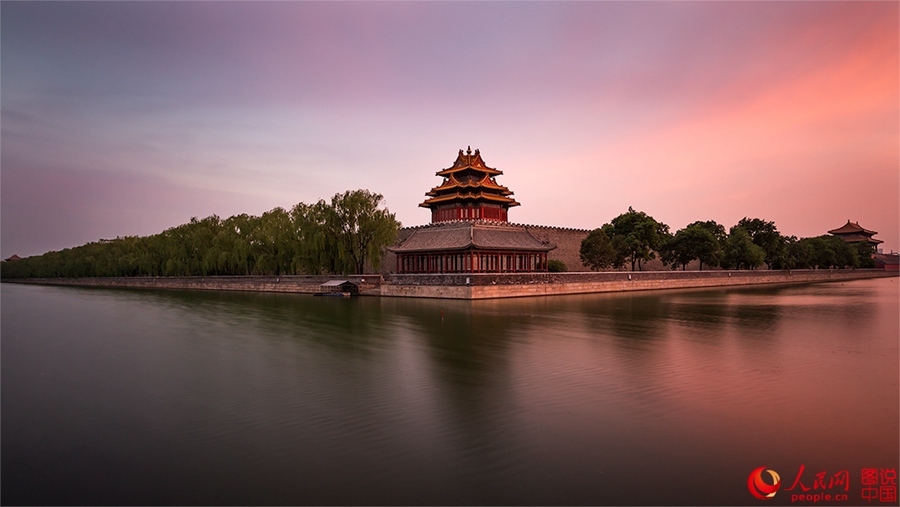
(2, 279, 897, 505)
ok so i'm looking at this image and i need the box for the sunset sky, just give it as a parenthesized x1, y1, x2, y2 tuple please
(2, 1, 898, 259)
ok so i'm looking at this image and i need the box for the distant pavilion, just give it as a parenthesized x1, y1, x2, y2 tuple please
(827, 220, 883, 249)
(390, 147, 555, 273)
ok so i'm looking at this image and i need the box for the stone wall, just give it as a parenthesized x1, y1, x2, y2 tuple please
(523, 224, 590, 271)
(379, 227, 416, 274)
(9, 269, 894, 300)
(11, 275, 383, 295)
(381, 269, 896, 299)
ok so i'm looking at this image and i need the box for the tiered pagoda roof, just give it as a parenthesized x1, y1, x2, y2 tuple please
(828, 220, 878, 236)
(828, 220, 883, 246)
(420, 147, 520, 210)
(389, 221, 555, 254)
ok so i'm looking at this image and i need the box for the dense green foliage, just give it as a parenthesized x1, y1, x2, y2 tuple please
(736, 217, 784, 268)
(4, 197, 879, 277)
(579, 227, 623, 270)
(547, 259, 568, 272)
(604, 207, 670, 271)
(660, 221, 726, 270)
(328, 190, 401, 275)
(1, 189, 400, 278)
(782, 235, 863, 270)
(581, 210, 876, 272)
(720, 226, 767, 270)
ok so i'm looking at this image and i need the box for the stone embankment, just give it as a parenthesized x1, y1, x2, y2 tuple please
(381, 269, 897, 299)
(6, 269, 895, 299)
(8, 275, 382, 295)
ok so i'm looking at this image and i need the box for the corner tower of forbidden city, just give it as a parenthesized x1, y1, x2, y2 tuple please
(389, 147, 556, 274)
(421, 146, 520, 223)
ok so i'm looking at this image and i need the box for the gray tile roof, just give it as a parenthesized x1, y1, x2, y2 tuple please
(828, 220, 877, 235)
(320, 280, 353, 287)
(389, 221, 556, 253)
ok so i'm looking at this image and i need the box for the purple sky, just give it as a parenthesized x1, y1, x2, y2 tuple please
(2, 1, 898, 259)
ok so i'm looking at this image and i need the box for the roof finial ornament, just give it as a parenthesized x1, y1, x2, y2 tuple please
(467, 145, 472, 155)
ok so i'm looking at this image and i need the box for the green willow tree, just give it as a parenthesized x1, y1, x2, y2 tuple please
(0, 189, 400, 278)
(326, 190, 399, 275)
(291, 201, 334, 275)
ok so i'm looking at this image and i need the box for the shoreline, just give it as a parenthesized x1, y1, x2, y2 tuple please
(3, 269, 896, 299)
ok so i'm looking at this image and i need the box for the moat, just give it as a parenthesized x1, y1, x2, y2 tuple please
(2, 278, 897, 505)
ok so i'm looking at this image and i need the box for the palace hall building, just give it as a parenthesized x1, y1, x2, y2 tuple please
(389, 147, 559, 273)
(827, 220, 883, 250)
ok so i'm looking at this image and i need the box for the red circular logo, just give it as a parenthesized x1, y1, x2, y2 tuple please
(748, 467, 781, 500)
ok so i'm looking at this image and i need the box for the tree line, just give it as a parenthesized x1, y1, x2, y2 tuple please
(580, 207, 875, 271)
(1, 190, 400, 279)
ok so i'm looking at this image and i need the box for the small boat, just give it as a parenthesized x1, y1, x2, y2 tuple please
(314, 280, 359, 297)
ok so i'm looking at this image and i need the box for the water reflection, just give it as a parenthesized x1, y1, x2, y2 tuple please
(392, 300, 524, 387)
(2, 279, 896, 505)
(98, 287, 399, 354)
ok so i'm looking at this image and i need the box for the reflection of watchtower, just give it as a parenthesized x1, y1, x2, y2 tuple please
(420, 146, 520, 223)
